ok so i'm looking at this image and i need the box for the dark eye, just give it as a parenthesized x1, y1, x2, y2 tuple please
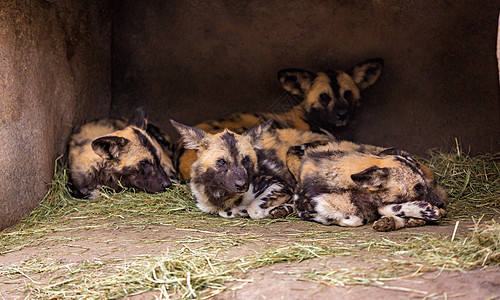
(140, 159, 152, 167)
(242, 156, 250, 164)
(319, 93, 331, 107)
(343, 90, 353, 102)
(414, 183, 425, 195)
(216, 158, 226, 167)
(139, 159, 153, 174)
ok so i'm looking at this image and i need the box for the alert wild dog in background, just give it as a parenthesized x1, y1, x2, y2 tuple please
(68, 107, 177, 199)
(286, 142, 447, 231)
(171, 119, 333, 219)
(175, 58, 384, 180)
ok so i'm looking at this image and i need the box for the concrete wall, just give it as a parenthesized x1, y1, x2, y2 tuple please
(0, 0, 111, 231)
(113, 0, 500, 155)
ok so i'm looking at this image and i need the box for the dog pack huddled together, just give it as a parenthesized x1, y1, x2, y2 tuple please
(68, 58, 447, 232)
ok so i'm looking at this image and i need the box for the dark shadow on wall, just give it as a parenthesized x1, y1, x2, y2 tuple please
(112, 0, 500, 155)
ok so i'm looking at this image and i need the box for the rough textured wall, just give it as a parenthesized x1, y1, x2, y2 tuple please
(113, 0, 500, 154)
(0, 0, 111, 231)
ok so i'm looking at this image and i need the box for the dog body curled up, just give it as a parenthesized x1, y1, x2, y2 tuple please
(286, 142, 447, 231)
(171, 119, 332, 219)
(69, 107, 176, 198)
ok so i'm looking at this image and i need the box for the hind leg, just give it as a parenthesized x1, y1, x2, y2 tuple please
(373, 216, 428, 231)
(246, 176, 294, 219)
(268, 196, 295, 219)
(378, 201, 443, 221)
(374, 201, 444, 231)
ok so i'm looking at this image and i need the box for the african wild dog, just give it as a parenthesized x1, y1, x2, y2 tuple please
(171, 119, 333, 219)
(146, 122, 175, 160)
(286, 142, 447, 231)
(175, 58, 384, 180)
(68, 107, 177, 199)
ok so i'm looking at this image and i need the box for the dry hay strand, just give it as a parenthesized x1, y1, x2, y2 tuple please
(422, 144, 499, 219)
(2, 221, 498, 299)
(0, 244, 342, 299)
(300, 219, 500, 292)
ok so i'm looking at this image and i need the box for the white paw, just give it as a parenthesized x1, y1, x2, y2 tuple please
(247, 200, 269, 219)
(218, 206, 249, 218)
(337, 215, 365, 227)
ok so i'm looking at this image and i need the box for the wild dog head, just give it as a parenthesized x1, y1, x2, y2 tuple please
(69, 107, 173, 198)
(373, 149, 446, 209)
(170, 119, 273, 213)
(91, 107, 174, 193)
(349, 157, 444, 208)
(278, 58, 383, 130)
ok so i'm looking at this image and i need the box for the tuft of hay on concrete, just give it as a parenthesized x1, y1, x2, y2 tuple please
(423, 144, 499, 219)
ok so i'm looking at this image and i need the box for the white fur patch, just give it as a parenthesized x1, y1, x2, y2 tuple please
(217, 185, 254, 218)
(189, 182, 218, 214)
(337, 215, 365, 227)
(311, 194, 364, 226)
(378, 202, 440, 220)
(88, 190, 101, 200)
(262, 159, 281, 173)
(247, 183, 282, 219)
(218, 207, 248, 218)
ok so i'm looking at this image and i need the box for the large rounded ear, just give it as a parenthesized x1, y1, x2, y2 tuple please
(244, 119, 274, 147)
(277, 68, 317, 97)
(348, 58, 384, 90)
(350, 166, 390, 189)
(170, 120, 208, 150)
(128, 106, 148, 130)
(92, 136, 130, 160)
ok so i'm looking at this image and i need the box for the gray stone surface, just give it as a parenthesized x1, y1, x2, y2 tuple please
(0, 0, 111, 231)
(113, 0, 499, 155)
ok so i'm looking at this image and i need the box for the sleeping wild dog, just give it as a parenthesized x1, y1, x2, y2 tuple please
(175, 58, 384, 180)
(171, 119, 333, 219)
(68, 107, 177, 199)
(286, 142, 447, 231)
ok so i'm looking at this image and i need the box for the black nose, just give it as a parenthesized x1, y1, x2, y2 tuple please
(336, 111, 348, 121)
(427, 192, 444, 208)
(234, 180, 247, 191)
(436, 200, 444, 209)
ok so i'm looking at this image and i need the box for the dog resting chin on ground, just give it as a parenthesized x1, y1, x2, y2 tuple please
(286, 141, 448, 231)
(171, 119, 333, 219)
(68, 107, 176, 199)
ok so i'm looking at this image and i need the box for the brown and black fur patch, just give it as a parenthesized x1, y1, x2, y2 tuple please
(175, 58, 384, 180)
(171, 119, 333, 219)
(68, 107, 176, 198)
(287, 141, 447, 231)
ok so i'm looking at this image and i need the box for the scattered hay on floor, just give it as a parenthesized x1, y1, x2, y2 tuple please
(423, 145, 499, 219)
(1, 221, 498, 299)
(301, 219, 500, 290)
(0, 149, 498, 299)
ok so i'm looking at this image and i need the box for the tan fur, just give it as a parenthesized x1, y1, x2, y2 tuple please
(289, 141, 447, 230)
(172, 119, 333, 219)
(69, 108, 176, 198)
(175, 59, 383, 180)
